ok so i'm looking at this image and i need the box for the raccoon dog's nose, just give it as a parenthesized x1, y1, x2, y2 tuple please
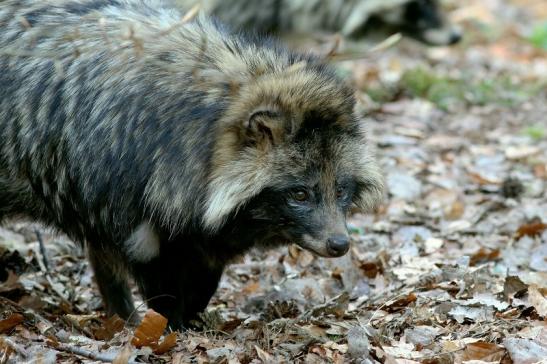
(326, 235, 350, 257)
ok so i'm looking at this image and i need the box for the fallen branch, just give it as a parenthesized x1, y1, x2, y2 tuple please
(53, 343, 140, 364)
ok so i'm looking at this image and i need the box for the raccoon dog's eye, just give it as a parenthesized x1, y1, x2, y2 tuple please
(336, 187, 346, 199)
(293, 190, 309, 202)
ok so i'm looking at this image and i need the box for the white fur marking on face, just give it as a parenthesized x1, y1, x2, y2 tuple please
(203, 159, 273, 232)
(125, 223, 160, 262)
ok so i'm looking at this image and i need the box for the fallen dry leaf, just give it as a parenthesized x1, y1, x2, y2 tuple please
(504, 276, 529, 300)
(154, 332, 177, 355)
(527, 285, 547, 317)
(131, 309, 176, 355)
(241, 281, 260, 295)
(361, 261, 382, 278)
(64, 314, 98, 329)
(516, 221, 547, 239)
(131, 309, 166, 348)
(0, 271, 25, 300)
(446, 200, 465, 220)
(255, 345, 275, 363)
(219, 318, 243, 332)
(461, 341, 506, 361)
(93, 315, 125, 341)
(470, 248, 500, 266)
(0, 313, 24, 334)
(112, 345, 133, 364)
(384, 293, 417, 312)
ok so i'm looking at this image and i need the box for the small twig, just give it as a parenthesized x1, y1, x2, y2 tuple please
(228, 261, 278, 271)
(126, 294, 176, 329)
(45, 275, 72, 308)
(34, 228, 50, 272)
(53, 343, 140, 364)
(326, 33, 402, 62)
(367, 33, 403, 53)
(324, 34, 342, 58)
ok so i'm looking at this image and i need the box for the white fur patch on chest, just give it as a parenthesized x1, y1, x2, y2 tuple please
(125, 223, 161, 262)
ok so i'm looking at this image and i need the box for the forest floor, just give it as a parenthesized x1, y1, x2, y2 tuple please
(1, 0, 546, 363)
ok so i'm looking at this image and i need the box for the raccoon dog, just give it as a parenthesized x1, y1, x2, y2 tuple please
(175, 0, 462, 46)
(0, 0, 383, 328)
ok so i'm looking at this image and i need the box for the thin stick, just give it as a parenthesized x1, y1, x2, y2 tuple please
(34, 228, 50, 272)
(125, 294, 176, 329)
(54, 343, 140, 364)
(326, 33, 402, 62)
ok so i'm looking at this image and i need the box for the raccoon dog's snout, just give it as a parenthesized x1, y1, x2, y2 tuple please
(326, 234, 350, 257)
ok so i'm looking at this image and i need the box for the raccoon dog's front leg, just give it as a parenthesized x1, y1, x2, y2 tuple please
(131, 240, 224, 330)
(88, 247, 136, 321)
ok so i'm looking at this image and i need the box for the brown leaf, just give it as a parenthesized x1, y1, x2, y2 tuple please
(446, 200, 465, 220)
(64, 314, 98, 329)
(360, 261, 381, 278)
(131, 309, 176, 355)
(241, 281, 260, 295)
(503, 276, 528, 300)
(131, 309, 167, 348)
(288, 244, 301, 259)
(462, 342, 506, 361)
(469, 248, 500, 266)
(331, 267, 344, 280)
(154, 332, 177, 355)
(516, 221, 547, 239)
(0, 313, 24, 334)
(219, 318, 243, 332)
(112, 345, 133, 364)
(310, 344, 329, 357)
(94, 315, 125, 341)
(384, 293, 417, 312)
(0, 271, 25, 301)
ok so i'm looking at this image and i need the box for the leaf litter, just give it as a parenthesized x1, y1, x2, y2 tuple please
(1, 0, 547, 362)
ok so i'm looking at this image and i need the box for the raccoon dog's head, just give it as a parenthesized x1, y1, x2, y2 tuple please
(205, 62, 383, 257)
(379, 0, 461, 45)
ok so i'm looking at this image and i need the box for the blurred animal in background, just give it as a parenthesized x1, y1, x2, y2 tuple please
(174, 0, 462, 46)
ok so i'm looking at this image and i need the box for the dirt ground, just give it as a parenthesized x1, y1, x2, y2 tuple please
(1, 0, 546, 363)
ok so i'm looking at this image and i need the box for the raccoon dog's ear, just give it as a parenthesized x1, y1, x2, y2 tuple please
(245, 110, 286, 148)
